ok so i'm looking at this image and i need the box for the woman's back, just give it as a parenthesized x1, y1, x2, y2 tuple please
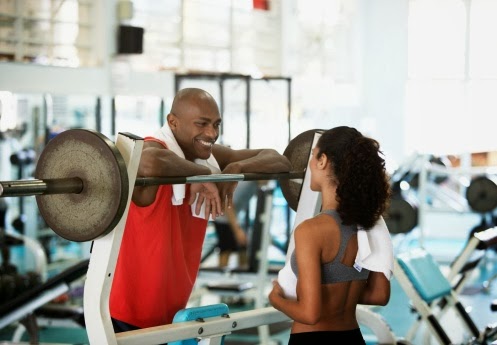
(291, 211, 368, 333)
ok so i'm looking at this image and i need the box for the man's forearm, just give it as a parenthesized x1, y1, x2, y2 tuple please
(139, 148, 212, 177)
(224, 150, 291, 174)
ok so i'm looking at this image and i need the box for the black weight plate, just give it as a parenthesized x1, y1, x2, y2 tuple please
(466, 175, 497, 213)
(385, 198, 418, 234)
(280, 129, 321, 211)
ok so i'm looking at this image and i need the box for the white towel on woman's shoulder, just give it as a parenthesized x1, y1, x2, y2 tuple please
(355, 217, 394, 280)
(277, 216, 393, 300)
(152, 123, 221, 219)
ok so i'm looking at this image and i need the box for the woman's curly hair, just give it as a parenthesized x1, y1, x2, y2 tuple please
(317, 126, 391, 229)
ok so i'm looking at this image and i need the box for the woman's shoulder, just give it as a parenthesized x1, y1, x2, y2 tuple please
(294, 214, 339, 239)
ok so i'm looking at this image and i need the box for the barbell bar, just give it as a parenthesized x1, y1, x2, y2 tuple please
(0, 172, 305, 198)
(0, 129, 313, 242)
(0, 178, 83, 197)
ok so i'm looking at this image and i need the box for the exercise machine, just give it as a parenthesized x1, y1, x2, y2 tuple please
(395, 247, 497, 344)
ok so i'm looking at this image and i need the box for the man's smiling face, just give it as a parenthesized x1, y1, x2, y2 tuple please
(169, 97, 221, 161)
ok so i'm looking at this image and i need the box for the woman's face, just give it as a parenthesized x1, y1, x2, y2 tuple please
(309, 147, 322, 191)
(309, 145, 337, 192)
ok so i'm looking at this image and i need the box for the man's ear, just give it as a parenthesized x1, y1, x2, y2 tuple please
(167, 113, 177, 129)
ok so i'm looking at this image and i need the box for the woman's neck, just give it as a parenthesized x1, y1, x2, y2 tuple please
(320, 190, 338, 211)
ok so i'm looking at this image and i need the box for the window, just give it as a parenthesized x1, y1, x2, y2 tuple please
(0, 0, 97, 67)
(406, 0, 497, 155)
(130, 0, 282, 75)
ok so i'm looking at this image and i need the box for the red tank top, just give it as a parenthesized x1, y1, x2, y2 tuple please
(110, 139, 208, 328)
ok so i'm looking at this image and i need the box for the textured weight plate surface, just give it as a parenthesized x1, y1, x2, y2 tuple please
(35, 129, 129, 242)
(466, 175, 497, 213)
(280, 129, 319, 211)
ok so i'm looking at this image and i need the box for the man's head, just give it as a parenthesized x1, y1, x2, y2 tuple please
(167, 88, 221, 161)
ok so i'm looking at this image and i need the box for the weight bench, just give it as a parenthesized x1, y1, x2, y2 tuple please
(0, 259, 89, 343)
(170, 303, 402, 345)
(403, 227, 497, 342)
(447, 227, 497, 295)
(394, 248, 497, 344)
(170, 304, 230, 345)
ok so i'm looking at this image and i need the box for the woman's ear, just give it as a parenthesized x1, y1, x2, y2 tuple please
(318, 154, 328, 170)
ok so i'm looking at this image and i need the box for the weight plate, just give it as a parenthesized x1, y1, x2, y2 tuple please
(466, 175, 497, 213)
(385, 197, 418, 234)
(35, 129, 129, 242)
(280, 129, 320, 211)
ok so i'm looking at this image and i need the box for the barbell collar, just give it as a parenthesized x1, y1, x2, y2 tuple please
(0, 172, 305, 198)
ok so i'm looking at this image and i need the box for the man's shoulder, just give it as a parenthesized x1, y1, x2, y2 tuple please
(144, 138, 168, 149)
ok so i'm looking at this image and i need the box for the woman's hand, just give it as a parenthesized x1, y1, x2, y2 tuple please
(268, 280, 285, 308)
(189, 182, 222, 220)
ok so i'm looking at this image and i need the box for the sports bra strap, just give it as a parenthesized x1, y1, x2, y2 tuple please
(320, 209, 354, 263)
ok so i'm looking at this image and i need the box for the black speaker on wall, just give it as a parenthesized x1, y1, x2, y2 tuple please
(117, 25, 144, 54)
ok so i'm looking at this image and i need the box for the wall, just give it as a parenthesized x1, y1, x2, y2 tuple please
(359, 0, 408, 164)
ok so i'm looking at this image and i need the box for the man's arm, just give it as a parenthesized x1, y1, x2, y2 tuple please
(212, 145, 291, 174)
(133, 141, 212, 207)
(212, 145, 291, 209)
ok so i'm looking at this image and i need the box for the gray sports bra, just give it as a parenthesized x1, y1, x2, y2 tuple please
(290, 209, 370, 284)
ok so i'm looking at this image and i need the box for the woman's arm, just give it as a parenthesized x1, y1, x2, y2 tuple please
(358, 271, 391, 306)
(269, 222, 323, 325)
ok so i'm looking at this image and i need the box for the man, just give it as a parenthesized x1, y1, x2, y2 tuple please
(109, 88, 291, 332)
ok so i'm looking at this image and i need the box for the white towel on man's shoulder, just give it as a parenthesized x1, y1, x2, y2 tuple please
(152, 123, 221, 219)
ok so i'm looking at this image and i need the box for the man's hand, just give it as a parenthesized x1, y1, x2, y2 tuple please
(218, 162, 242, 211)
(189, 183, 222, 220)
(217, 181, 238, 211)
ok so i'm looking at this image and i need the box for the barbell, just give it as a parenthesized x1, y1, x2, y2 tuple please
(0, 129, 311, 242)
(0, 128, 412, 242)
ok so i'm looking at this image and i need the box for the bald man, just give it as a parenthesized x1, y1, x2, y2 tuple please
(110, 88, 291, 332)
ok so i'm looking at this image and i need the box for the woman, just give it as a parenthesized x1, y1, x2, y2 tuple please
(269, 126, 392, 344)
